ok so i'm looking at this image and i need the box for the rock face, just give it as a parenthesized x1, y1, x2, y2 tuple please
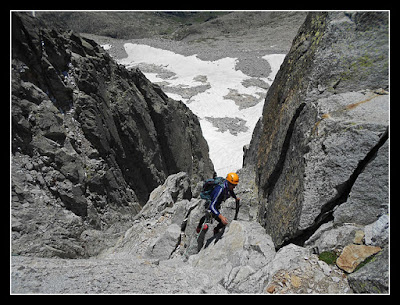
(11, 12, 214, 258)
(245, 12, 388, 246)
(244, 11, 389, 293)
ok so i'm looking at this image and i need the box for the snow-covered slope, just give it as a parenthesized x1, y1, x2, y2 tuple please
(117, 43, 285, 176)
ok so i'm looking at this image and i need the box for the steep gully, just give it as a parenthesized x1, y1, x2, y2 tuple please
(204, 93, 389, 251)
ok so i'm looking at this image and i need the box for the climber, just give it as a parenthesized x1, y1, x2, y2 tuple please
(196, 172, 240, 236)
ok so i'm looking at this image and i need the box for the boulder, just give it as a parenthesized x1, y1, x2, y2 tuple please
(140, 172, 192, 218)
(100, 172, 196, 260)
(304, 221, 363, 253)
(189, 220, 276, 293)
(146, 223, 181, 260)
(267, 243, 310, 277)
(347, 246, 388, 293)
(364, 214, 389, 247)
(336, 244, 381, 273)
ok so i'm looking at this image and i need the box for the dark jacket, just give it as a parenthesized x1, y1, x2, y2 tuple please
(208, 180, 236, 216)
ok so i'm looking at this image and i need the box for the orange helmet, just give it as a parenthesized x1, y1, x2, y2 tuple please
(226, 172, 239, 185)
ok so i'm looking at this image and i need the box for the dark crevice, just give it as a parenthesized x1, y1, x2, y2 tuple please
(180, 202, 198, 232)
(278, 127, 389, 249)
(168, 234, 182, 259)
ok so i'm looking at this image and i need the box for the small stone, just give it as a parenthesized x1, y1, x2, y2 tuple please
(353, 230, 365, 245)
(331, 276, 340, 283)
(318, 260, 332, 276)
(266, 284, 276, 293)
(291, 274, 302, 288)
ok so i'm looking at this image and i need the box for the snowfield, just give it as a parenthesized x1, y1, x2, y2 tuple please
(117, 43, 285, 176)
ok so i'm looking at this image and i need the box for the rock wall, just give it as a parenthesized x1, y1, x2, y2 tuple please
(245, 11, 388, 248)
(243, 12, 389, 292)
(11, 12, 214, 258)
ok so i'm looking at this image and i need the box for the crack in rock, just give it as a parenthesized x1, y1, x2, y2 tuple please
(280, 127, 388, 248)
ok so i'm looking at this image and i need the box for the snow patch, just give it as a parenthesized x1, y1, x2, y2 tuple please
(119, 43, 285, 176)
(101, 44, 113, 51)
(262, 54, 286, 85)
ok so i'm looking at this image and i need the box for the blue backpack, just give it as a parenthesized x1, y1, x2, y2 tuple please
(200, 177, 225, 206)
